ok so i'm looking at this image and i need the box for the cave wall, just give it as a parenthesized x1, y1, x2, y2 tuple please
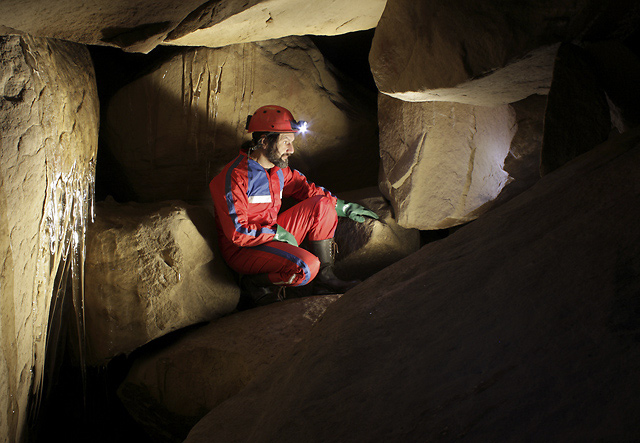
(0, 35, 98, 443)
(0, 4, 386, 442)
(103, 36, 379, 202)
(0, 0, 639, 442)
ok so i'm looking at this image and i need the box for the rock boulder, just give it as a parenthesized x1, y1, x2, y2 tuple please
(84, 200, 238, 365)
(378, 94, 517, 230)
(165, 0, 386, 49)
(118, 294, 340, 442)
(333, 187, 420, 281)
(0, 0, 385, 53)
(0, 35, 98, 442)
(185, 125, 640, 443)
(369, 0, 637, 106)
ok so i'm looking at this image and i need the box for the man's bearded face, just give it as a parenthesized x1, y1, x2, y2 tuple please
(266, 143, 288, 168)
(265, 133, 295, 168)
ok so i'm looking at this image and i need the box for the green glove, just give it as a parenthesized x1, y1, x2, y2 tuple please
(274, 224, 298, 247)
(335, 198, 379, 223)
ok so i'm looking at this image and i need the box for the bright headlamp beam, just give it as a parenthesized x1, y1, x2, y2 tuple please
(296, 121, 308, 134)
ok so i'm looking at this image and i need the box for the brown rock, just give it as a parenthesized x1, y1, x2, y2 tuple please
(118, 294, 340, 442)
(369, 0, 620, 105)
(378, 94, 517, 230)
(84, 200, 238, 365)
(487, 94, 546, 209)
(0, 35, 98, 442)
(0, 0, 385, 53)
(333, 187, 420, 281)
(540, 43, 611, 175)
(166, 0, 386, 48)
(103, 36, 378, 202)
(0, 0, 203, 53)
(185, 127, 640, 443)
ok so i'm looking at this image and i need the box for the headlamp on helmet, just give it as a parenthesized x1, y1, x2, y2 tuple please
(291, 120, 308, 134)
(246, 105, 308, 134)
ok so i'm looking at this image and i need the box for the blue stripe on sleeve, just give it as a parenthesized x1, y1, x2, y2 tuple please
(247, 158, 271, 199)
(225, 156, 276, 238)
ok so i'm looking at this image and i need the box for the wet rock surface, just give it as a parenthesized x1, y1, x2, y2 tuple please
(0, 35, 98, 443)
(84, 200, 238, 365)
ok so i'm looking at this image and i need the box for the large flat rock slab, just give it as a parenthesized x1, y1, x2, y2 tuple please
(186, 127, 640, 442)
(118, 294, 340, 442)
(369, 0, 638, 105)
(0, 0, 385, 53)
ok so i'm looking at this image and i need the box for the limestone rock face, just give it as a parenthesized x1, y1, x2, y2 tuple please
(369, 0, 629, 105)
(378, 94, 517, 230)
(0, 0, 203, 53)
(0, 36, 98, 443)
(185, 128, 640, 443)
(0, 0, 385, 53)
(104, 36, 378, 202)
(84, 200, 238, 365)
(333, 187, 420, 281)
(488, 94, 547, 209)
(166, 0, 387, 49)
(118, 294, 340, 443)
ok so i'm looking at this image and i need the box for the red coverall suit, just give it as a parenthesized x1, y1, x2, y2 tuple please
(210, 150, 338, 286)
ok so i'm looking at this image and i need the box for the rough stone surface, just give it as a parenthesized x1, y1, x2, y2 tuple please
(333, 187, 420, 281)
(165, 0, 386, 49)
(0, 35, 98, 443)
(540, 43, 611, 175)
(378, 94, 517, 230)
(84, 200, 239, 365)
(118, 294, 340, 443)
(103, 36, 378, 202)
(0, 0, 384, 53)
(369, 0, 637, 105)
(486, 94, 546, 210)
(0, 0, 203, 53)
(185, 127, 640, 443)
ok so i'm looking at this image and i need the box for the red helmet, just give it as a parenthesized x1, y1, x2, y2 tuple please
(246, 105, 307, 133)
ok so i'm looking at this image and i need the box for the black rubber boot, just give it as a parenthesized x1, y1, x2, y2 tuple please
(239, 273, 286, 309)
(309, 239, 360, 294)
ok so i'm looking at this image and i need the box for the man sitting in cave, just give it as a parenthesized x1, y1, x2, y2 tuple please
(209, 105, 378, 307)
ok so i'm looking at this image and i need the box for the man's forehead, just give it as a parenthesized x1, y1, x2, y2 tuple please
(278, 133, 295, 142)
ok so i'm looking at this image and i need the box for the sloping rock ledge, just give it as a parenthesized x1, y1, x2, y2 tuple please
(186, 127, 640, 442)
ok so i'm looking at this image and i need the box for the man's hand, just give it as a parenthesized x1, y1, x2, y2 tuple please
(336, 198, 379, 223)
(274, 224, 298, 247)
